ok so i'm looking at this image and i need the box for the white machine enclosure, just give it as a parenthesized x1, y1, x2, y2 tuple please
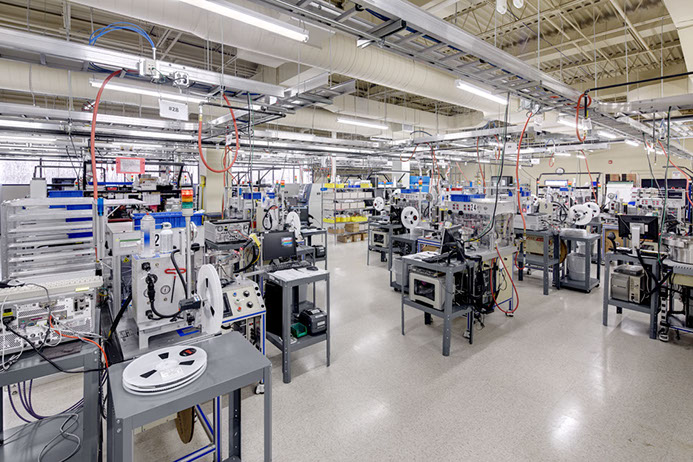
(369, 229, 389, 248)
(222, 278, 265, 321)
(132, 253, 190, 328)
(409, 269, 446, 310)
(0, 275, 102, 354)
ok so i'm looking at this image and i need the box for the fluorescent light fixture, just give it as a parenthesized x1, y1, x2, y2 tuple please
(127, 131, 195, 141)
(554, 152, 571, 157)
(557, 117, 582, 129)
(89, 79, 205, 104)
(598, 130, 619, 140)
(0, 136, 57, 143)
(0, 119, 47, 129)
(625, 139, 641, 147)
(337, 117, 389, 130)
(179, 0, 309, 42)
(479, 159, 491, 164)
(576, 154, 586, 159)
(455, 80, 508, 105)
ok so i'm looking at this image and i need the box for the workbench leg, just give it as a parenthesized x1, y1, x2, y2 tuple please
(229, 389, 241, 459)
(263, 366, 272, 462)
(282, 285, 292, 384)
(553, 237, 561, 290)
(112, 418, 133, 462)
(401, 262, 407, 336)
(603, 256, 610, 327)
(83, 350, 100, 461)
(543, 237, 550, 295)
(424, 313, 432, 325)
(442, 272, 453, 356)
(326, 275, 331, 367)
(585, 241, 591, 292)
(214, 396, 222, 462)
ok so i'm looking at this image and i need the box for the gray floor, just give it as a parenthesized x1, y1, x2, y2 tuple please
(4, 240, 693, 461)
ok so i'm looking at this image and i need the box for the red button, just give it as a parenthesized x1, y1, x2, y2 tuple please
(237, 307, 242, 311)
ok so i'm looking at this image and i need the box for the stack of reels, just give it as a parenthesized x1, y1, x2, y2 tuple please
(122, 346, 208, 395)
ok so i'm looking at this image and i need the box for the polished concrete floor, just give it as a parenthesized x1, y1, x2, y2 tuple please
(5, 240, 693, 461)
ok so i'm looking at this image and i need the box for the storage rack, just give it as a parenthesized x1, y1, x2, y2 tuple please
(0, 196, 97, 279)
(321, 184, 375, 243)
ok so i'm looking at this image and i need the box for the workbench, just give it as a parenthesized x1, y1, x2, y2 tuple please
(107, 332, 272, 462)
(366, 220, 402, 265)
(264, 267, 330, 383)
(603, 252, 661, 339)
(514, 228, 561, 295)
(558, 231, 602, 293)
(0, 339, 101, 461)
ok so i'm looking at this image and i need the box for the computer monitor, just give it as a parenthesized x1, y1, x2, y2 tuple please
(439, 225, 462, 255)
(617, 215, 659, 241)
(263, 231, 297, 261)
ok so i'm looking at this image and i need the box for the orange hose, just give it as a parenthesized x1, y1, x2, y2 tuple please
(575, 93, 592, 143)
(197, 94, 240, 173)
(89, 69, 122, 199)
(476, 137, 486, 190)
(49, 316, 109, 368)
(455, 162, 469, 183)
(658, 140, 693, 209)
(581, 150, 598, 202)
(516, 113, 533, 231)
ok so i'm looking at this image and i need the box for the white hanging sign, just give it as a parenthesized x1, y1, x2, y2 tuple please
(159, 99, 188, 121)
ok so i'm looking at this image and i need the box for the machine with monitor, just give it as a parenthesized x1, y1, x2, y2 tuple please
(617, 214, 659, 250)
(262, 231, 297, 262)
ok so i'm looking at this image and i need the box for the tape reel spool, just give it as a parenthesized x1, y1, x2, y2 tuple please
(401, 206, 420, 231)
(197, 264, 223, 336)
(373, 197, 385, 212)
(122, 345, 208, 395)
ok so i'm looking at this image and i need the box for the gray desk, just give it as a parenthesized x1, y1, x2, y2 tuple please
(0, 341, 101, 461)
(515, 228, 561, 295)
(265, 268, 330, 383)
(107, 332, 271, 462)
(603, 252, 660, 339)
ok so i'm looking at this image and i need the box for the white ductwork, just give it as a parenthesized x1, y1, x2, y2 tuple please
(663, 0, 693, 82)
(68, 0, 514, 119)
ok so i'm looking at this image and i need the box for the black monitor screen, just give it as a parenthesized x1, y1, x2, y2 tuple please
(440, 225, 462, 254)
(617, 214, 659, 240)
(263, 231, 297, 261)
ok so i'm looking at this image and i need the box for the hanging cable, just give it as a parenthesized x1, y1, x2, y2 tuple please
(491, 248, 520, 315)
(581, 150, 598, 202)
(476, 137, 486, 191)
(516, 112, 534, 232)
(196, 94, 240, 174)
(575, 92, 592, 142)
(658, 140, 693, 209)
(89, 69, 122, 199)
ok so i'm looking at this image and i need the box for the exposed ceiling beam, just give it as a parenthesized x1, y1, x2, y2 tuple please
(607, 0, 659, 64)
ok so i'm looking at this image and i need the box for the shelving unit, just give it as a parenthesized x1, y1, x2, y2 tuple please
(321, 184, 375, 243)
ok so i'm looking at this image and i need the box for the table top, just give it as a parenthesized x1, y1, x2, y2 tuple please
(268, 267, 329, 284)
(108, 332, 269, 425)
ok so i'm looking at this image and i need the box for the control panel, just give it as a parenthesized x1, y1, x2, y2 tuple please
(222, 279, 266, 322)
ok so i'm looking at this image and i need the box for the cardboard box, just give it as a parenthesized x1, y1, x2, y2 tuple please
(345, 223, 360, 233)
(337, 234, 353, 243)
(360, 232, 368, 241)
(352, 233, 362, 242)
(328, 227, 345, 234)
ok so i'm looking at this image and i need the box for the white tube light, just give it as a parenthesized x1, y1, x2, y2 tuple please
(89, 79, 206, 104)
(0, 119, 47, 129)
(479, 159, 491, 164)
(576, 154, 586, 159)
(598, 130, 619, 140)
(455, 80, 508, 105)
(127, 131, 195, 141)
(557, 117, 582, 129)
(179, 0, 309, 42)
(0, 136, 57, 143)
(337, 117, 389, 130)
(625, 139, 641, 147)
(554, 152, 571, 157)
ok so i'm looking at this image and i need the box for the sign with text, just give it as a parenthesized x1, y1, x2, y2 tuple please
(116, 157, 145, 174)
(159, 99, 189, 121)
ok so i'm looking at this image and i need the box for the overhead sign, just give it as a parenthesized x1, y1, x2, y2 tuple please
(116, 157, 145, 174)
(159, 99, 189, 121)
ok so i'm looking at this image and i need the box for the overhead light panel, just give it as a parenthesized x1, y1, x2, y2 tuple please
(455, 80, 508, 105)
(625, 139, 641, 147)
(557, 117, 583, 129)
(598, 130, 619, 140)
(576, 154, 586, 159)
(0, 135, 57, 143)
(89, 79, 206, 104)
(179, 0, 309, 42)
(0, 119, 49, 129)
(337, 117, 389, 130)
(554, 152, 571, 157)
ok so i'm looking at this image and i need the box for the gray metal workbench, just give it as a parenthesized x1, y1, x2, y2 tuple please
(107, 332, 272, 462)
(603, 252, 661, 339)
(301, 228, 328, 269)
(660, 259, 693, 341)
(366, 220, 402, 265)
(0, 340, 101, 461)
(558, 231, 602, 293)
(265, 267, 330, 383)
(515, 228, 561, 295)
(401, 247, 515, 356)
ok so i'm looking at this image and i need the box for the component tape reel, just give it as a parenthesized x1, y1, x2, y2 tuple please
(373, 197, 385, 212)
(401, 206, 420, 230)
(122, 345, 208, 395)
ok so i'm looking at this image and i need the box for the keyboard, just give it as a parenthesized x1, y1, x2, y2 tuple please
(268, 261, 312, 272)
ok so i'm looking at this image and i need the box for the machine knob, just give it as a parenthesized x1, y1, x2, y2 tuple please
(246, 301, 254, 308)
(243, 290, 250, 297)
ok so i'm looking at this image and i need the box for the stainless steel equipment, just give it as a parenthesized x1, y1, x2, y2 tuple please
(663, 235, 693, 264)
(204, 219, 251, 244)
